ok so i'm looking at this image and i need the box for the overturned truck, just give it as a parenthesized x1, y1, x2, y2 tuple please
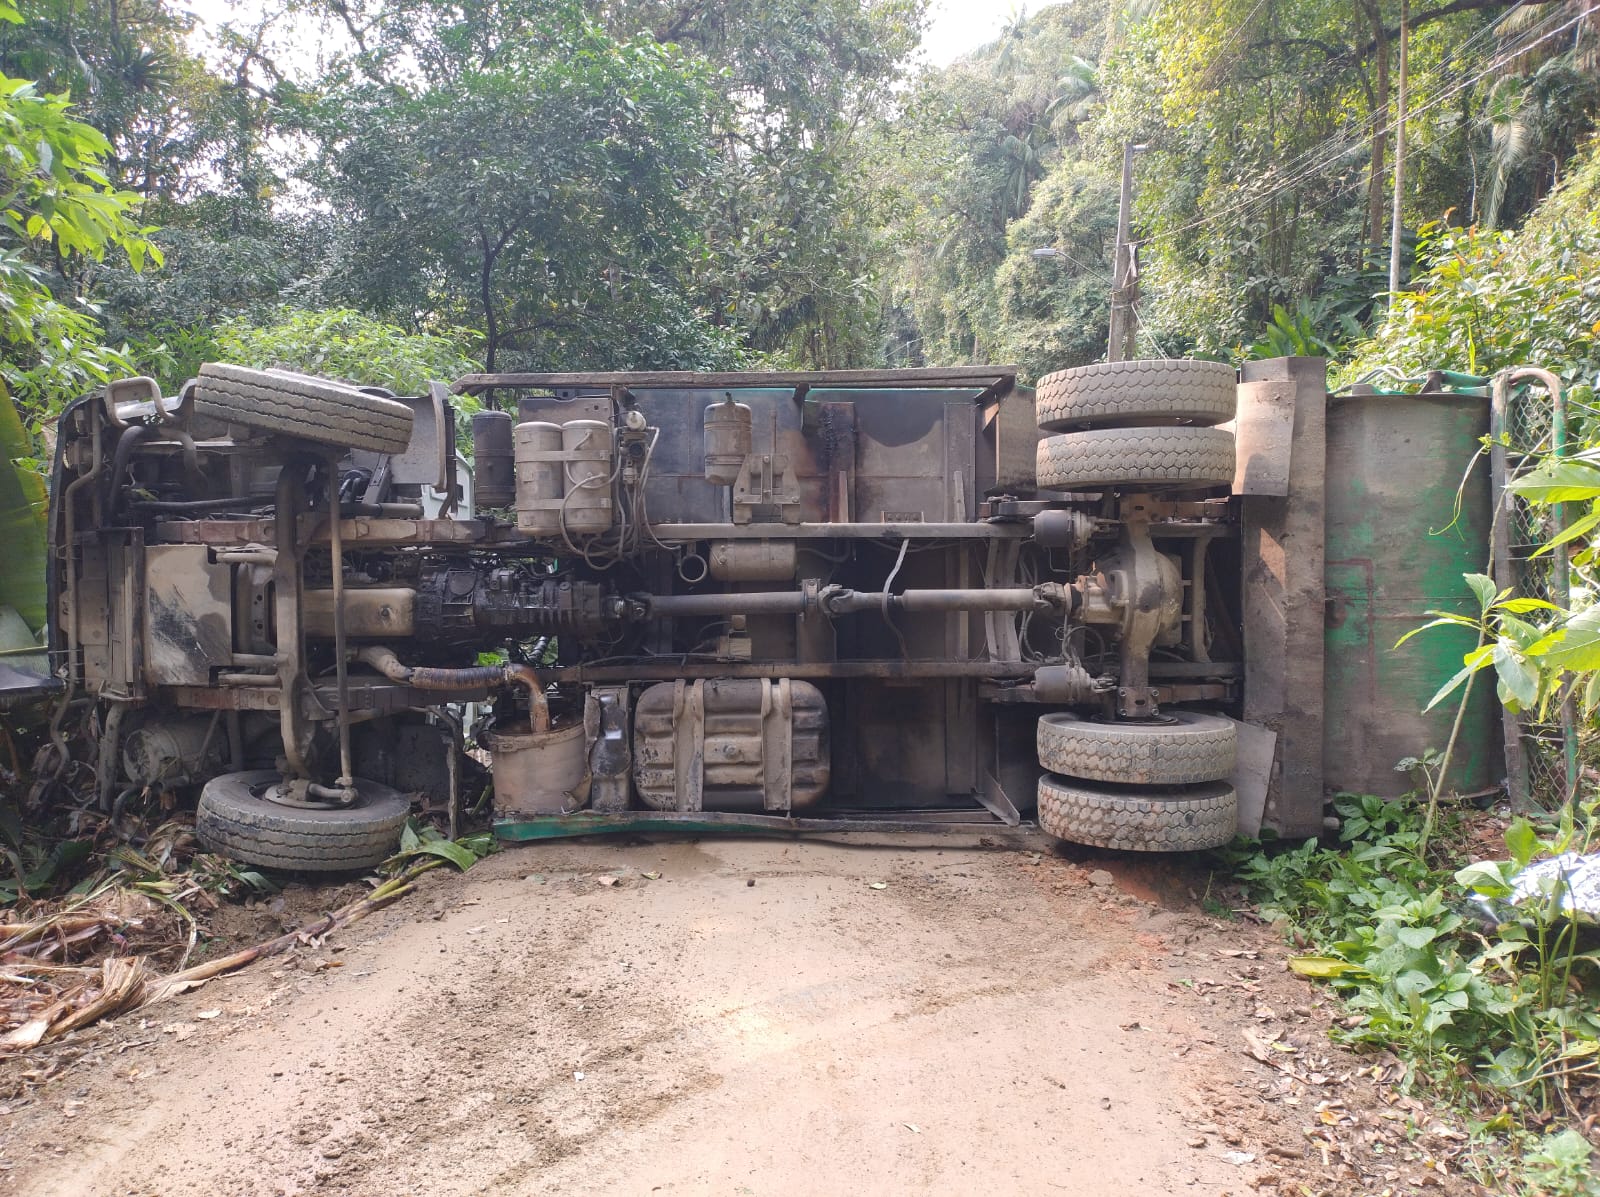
(42, 359, 1335, 870)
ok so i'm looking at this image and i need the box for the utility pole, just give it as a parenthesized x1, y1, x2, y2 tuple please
(1108, 140, 1140, 362)
(1388, 0, 1410, 298)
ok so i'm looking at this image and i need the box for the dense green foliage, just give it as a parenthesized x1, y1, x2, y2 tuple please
(880, 1, 1600, 372)
(0, 0, 1592, 419)
(0, 0, 159, 430)
(164, 308, 482, 396)
(303, 8, 735, 372)
(1347, 147, 1600, 385)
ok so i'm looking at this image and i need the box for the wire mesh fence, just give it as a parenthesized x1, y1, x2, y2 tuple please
(1496, 382, 1576, 808)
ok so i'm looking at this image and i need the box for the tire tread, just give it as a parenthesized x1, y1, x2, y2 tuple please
(192, 363, 414, 456)
(1036, 776, 1237, 852)
(1037, 359, 1236, 431)
(196, 771, 410, 872)
(1036, 425, 1234, 490)
(1037, 711, 1236, 785)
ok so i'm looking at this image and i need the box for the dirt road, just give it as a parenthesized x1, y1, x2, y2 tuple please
(2, 836, 1480, 1196)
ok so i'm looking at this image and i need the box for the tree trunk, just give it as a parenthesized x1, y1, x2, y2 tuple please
(1365, 1, 1390, 260)
(480, 235, 499, 373)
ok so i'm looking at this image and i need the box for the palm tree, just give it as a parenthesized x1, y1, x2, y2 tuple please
(1476, 0, 1600, 228)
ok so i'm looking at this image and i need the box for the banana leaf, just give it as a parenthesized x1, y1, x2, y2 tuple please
(0, 382, 46, 632)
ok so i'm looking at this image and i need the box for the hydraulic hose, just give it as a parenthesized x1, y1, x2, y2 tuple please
(357, 646, 551, 732)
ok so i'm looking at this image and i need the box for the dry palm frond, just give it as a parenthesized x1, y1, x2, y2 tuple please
(2, 956, 149, 1050)
(1497, 0, 1600, 75)
(1, 858, 437, 1054)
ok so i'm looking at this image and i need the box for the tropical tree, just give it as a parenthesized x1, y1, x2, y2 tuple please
(604, 0, 923, 366)
(305, 5, 735, 372)
(874, 2, 1112, 370)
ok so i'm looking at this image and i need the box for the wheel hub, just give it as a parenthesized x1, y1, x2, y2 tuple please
(263, 777, 360, 810)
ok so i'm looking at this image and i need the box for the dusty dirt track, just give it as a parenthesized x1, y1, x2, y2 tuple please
(2, 835, 1482, 1197)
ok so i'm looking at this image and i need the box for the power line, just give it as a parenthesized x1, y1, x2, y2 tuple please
(1151, 3, 1590, 245)
(1167, 3, 1583, 240)
(1166, 2, 1570, 239)
(1231, 4, 1522, 197)
(1033, 246, 1112, 282)
(1165, 76, 1545, 285)
(1194, 0, 1274, 91)
(1190, 0, 1538, 202)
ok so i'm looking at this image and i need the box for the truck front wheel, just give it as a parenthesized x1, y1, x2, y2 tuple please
(196, 770, 411, 872)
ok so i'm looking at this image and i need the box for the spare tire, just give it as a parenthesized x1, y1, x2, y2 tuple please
(1037, 775, 1237, 852)
(193, 363, 414, 456)
(1037, 711, 1236, 786)
(196, 770, 411, 872)
(1036, 359, 1236, 432)
(1036, 425, 1234, 491)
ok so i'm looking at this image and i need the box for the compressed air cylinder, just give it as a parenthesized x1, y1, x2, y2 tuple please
(703, 395, 752, 485)
(471, 411, 515, 509)
(560, 419, 614, 534)
(513, 421, 564, 535)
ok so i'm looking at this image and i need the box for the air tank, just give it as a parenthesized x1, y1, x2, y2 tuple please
(560, 419, 614, 534)
(703, 394, 752, 485)
(1323, 392, 1501, 797)
(471, 411, 515, 508)
(513, 421, 564, 535)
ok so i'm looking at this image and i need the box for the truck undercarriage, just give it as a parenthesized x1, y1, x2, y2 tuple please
(42, 359, 1259, 869)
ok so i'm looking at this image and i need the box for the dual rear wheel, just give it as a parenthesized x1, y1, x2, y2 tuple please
(1035, 713, 1239, 851)
(1034, 358, 1237, 492)
(1031, 359, 1240, 850)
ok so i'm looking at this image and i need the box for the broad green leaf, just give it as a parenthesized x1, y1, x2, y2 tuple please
(1394, 614, 1481, 648)
(1585, 670, 1600, 715)
(1493, 597, 1560, 613)
(1423, 657, 1487, 713)
(0, 384, 46, 631)
(1530, 509, 1600, 557)
(1534, 607, 1600, 671)
(1455, 860, 1515, 898)
(1464, 573, 1499, 614)
(1395, 926, 1439, 950)
(1508, 460, 1600, 503)
(1495, 614, 1546, 650)
(404, 838, 477, 871)
(1492, 641, 1538, 709)
(1504, 818, 1539, 869)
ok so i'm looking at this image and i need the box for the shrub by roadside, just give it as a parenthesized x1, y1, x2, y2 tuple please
(1224, 794, 1600, 1196)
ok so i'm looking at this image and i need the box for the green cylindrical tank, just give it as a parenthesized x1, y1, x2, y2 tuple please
(1324, 393, 1501, 798)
